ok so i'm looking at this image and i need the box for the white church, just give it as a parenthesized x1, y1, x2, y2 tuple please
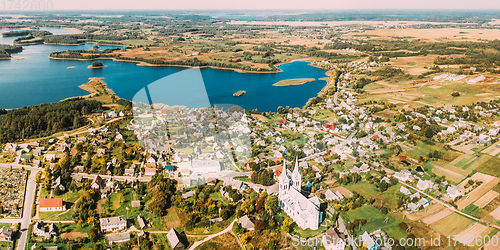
(278, 159, 322, 230)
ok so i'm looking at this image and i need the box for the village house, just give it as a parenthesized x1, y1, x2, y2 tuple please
(52, 176, 65, 191)
(107, 232, 130, 245)
(100, 216, 127, 233)
(4, 143, 17, 152)
(137, 215, 147, 230)
(447, 185, 464, 200)
(182, 190, 196, 199)
(167, 228, 185, 250)
(399, 186, 411, 196)
(361, 231, 380, 250)
(33, 222, 56, 239)
(325, 189, 340, 201)
(144, 167, 157, 176)
(238, 215, 255, 231)
(416, 179, 433, 191)
(322, 227, 346, 250)
(39, 198, 65, 212)
(0, 226, 13, 241)
(91, 175, 102, 190)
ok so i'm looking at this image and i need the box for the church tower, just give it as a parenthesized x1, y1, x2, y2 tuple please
(291, 158, 301, 191)
(279, 160, 290, 197)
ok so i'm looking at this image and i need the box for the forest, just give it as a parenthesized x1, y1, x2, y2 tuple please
(1, 30, 52, 37)
(49, 50, 280, 72)
(0, 45, 23, 58)
(0, 99, 102, 143)
(44, 34, 136, 45)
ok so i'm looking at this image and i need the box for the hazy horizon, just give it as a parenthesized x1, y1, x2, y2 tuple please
(5, 0, 500, 11)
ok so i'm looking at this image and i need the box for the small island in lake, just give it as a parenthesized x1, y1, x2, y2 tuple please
(233, 90, 246, 97)
(272, 78, 315, 87)
(88, 61, 106, 69)
(67, 66, 75, 69)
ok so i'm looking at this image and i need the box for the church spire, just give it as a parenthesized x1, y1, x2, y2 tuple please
(291, 157, 301, 190)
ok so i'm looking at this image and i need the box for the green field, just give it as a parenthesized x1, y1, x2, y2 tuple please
(476, 156, 500, 178)
(346, 182, 379, 199)
(344, 205, 407, 239)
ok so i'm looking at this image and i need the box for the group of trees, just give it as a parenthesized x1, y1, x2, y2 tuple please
(2, 30, 52, 37)
(0, 44, 23, 58)
(250, 169, 274, 186)
(146, 174, 177, 217)
(0, 99, 101, 143)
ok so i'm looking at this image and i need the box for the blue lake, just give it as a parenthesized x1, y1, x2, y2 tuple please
(0, 28, 329, 111)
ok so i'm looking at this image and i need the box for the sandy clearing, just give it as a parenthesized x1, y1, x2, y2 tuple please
(421, 208, 453, 225)
(61, 232, 88, 240)
(454, 222, 489, 245)
(474, 190, 500, 208)
(330, 186, 353, 198)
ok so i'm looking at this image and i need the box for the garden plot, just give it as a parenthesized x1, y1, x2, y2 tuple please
(421, 208, 453, 225)
(474, 191, 500, 208)
(453, 222, 489, 246)
(457, 173, 500, 210)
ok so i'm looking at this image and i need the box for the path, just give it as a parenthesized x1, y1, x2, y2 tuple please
(187, 219, 237, 250)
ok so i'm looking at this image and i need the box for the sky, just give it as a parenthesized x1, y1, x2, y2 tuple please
(49, 0, 500, 10)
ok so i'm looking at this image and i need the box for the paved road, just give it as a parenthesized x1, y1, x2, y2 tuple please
(17, 169, 39, 250)
(187, 219, 237, 250)
(0, 158, 42, 250)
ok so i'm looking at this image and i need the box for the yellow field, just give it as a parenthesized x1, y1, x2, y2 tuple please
(429, 213, 475, 236)
(349, 28, 500, 42)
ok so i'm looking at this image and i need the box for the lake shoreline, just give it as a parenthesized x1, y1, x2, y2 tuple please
(48, 56, 287, 74)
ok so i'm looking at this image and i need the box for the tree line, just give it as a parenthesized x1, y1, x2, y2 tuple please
(0, 99, 102, 143)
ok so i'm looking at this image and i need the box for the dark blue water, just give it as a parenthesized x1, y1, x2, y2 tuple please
(0, 28, 328, 111)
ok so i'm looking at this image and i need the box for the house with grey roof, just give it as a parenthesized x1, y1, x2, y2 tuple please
(167, 228, 185, 250)
(99, 216, 127, 233)
(107, 232, 130, 245)
(239, 215, 255, 231)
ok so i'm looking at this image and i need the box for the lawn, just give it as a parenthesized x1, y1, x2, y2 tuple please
(39, 211, 64, 220)
(293, 224, 328, 238)
(346, 182, 379, 199)
(378, 183, 402, 210)
(476, 156, 500, 178)
(344, 205, 407, 240)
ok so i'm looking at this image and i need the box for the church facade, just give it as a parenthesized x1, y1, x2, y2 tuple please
(278, 159, 322, 230)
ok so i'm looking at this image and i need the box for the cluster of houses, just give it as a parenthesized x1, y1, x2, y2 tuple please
(396, 169, 466, 212)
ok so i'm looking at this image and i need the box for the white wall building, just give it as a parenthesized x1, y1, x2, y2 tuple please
(278, 159, 322, 230)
